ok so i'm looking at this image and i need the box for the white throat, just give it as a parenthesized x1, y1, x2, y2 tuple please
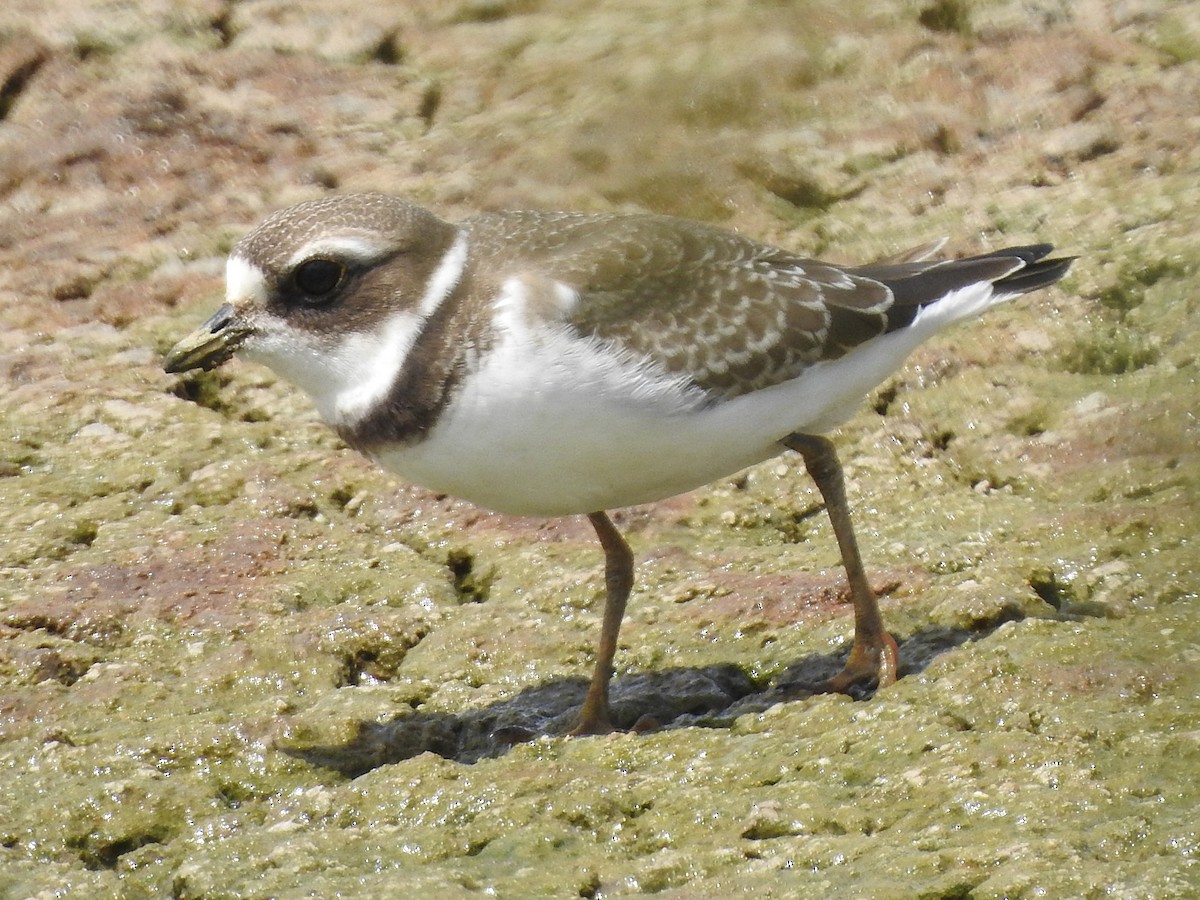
(238, 232, 470, 428)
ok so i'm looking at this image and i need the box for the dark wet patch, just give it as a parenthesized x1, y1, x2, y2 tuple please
(1, 645, 97, 686)
(0, 37, 49, 122)
(167, 369, 239, 414)
(445, 546, 495, 604)
(66, 821, 174, 871)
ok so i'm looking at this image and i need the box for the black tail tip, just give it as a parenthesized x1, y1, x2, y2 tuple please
(998, 251, 1075, 295)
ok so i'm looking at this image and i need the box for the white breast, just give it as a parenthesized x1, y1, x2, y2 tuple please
(373, 279, 752, 515)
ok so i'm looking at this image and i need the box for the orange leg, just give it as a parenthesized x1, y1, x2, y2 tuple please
(568, 511, 634, 735)
(783, 433, 899, 693)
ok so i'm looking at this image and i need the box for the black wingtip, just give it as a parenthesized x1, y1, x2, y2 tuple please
(994, 253, 1075, 296)
(972, 243, 1055, 265)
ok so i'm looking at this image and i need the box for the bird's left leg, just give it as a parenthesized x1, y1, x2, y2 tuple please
(783, 433, 899, 694)
(568, 511, 634, 735)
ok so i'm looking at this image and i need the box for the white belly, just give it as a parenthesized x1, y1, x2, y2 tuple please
(373, 329, 779, 516)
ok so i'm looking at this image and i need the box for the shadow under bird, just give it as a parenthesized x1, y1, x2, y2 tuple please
(164, 193, 1073, 735)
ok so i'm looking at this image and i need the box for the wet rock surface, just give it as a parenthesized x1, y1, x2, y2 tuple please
(2, 1, 1198, 896)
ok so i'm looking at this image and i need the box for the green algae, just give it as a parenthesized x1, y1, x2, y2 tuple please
(2, 0, 1199, 896)
(7, 284, 1196, 895)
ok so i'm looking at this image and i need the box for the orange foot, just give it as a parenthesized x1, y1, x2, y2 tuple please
(826, 632, 900, 696)
(566, 712, 616, 737)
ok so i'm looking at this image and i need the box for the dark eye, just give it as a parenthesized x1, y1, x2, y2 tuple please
(292, 258, 345, 302)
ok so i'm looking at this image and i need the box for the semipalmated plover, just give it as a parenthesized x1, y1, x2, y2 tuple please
(165, 193, 1073, 734)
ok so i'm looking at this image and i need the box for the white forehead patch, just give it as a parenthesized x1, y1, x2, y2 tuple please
(226, 256, 268, 305)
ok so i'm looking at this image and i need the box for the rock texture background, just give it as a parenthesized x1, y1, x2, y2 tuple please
(1, 0, 1197, 896)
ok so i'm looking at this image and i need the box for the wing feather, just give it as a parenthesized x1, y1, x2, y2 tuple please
(466, 211, 1069, 400)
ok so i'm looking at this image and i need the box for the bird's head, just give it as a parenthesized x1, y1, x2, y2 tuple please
(164, 193, 463, 420)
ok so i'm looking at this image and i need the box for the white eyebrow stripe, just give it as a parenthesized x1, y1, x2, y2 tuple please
(287, 234, 393, 269)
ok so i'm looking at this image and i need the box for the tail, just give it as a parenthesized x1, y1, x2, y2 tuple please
(981, 245, 1076, 297)
(785, 245, 1073, 434)
(854, 243, 1080, 321)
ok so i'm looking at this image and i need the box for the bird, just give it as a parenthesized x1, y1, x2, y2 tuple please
(164, 192, 1073, 736)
